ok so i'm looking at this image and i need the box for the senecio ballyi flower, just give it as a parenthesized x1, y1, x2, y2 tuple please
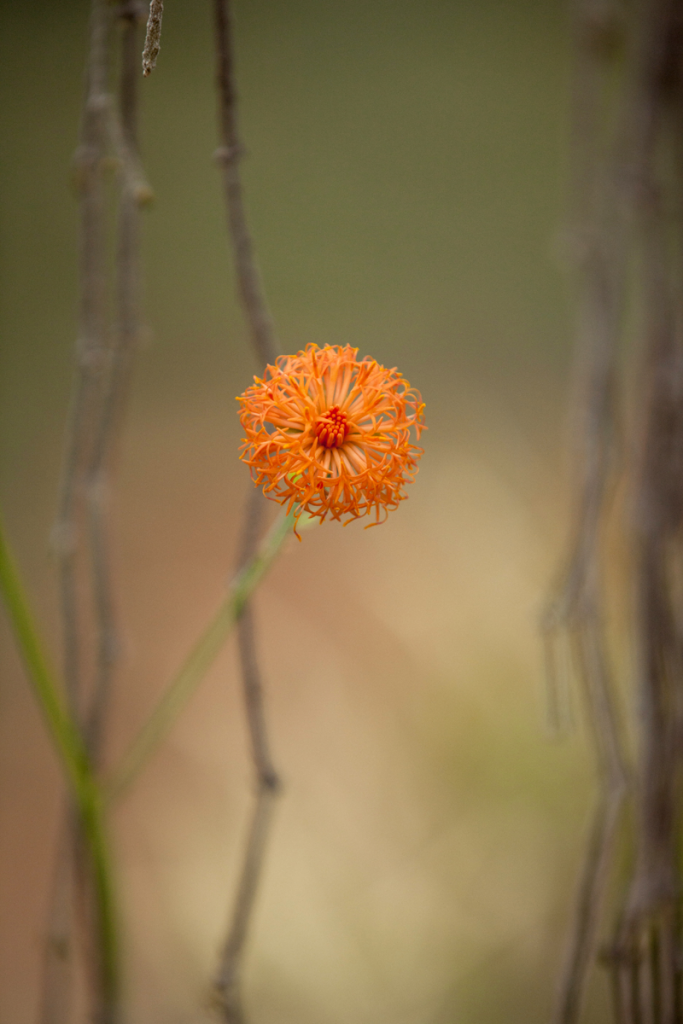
(237, 344, 425, 532)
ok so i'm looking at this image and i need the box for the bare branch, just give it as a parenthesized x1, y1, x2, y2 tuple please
(213, 778, 279, 1024)
(39, 819, 75, 1024)
(214, 0, 278, 369)
(142, 0, 164, 77)
(543, 2, 634, 1020)
(86, 3, 147, 762)
(548, 0, 683, 1020)
(213, 494, 282, 1024)
(212, 1, 282, 1018)
(551, 618, 629, 1024)
(43, 1, 113, 1021)
(51, 0, 111, 717)
(212, 490, 283, 1023)
(42, 6, 148, 1023)
(105, 100, 154, 208)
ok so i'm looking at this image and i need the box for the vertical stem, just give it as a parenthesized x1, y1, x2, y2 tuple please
(85, 0, 146, 762)
(43, 2, 114, 1021)
(42, 2, 150, 1020)
(543, 4, 633, 1021)
(0, 517, 120, 1024)
(213, 1, 282, 1019)
(39, 824, 74, 1024)
(79, 13, 148, 1014)
(549, 2, 683, 1021)
(52, 0, 111, 715)
(214, 0, 278, 368)
(214, 491, 281, 1024)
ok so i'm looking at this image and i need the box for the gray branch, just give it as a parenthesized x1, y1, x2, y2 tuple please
(43, 1, 113, 1021)
(42, 5, 148, 1024)
(212, 1, 282, 1020)
(86, 1, 147, 763)
(547, 0, 683, 1020)
(142, 0, 164, 77)
(214, 0, 278, 369)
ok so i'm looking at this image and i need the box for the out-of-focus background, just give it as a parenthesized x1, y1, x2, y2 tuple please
(0, 1, 609, 1022)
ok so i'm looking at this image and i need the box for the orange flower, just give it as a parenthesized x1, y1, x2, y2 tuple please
(237, 344, 425, 530)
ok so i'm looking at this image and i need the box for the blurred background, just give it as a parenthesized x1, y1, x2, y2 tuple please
(0, 1, 608, 1021)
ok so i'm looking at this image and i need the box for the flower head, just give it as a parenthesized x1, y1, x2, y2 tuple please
(237, 344, 425, 530)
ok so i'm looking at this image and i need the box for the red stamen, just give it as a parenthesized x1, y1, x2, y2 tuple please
(315, 405, 350, 449)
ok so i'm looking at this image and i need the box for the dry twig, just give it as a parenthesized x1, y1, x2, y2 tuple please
(211, 1, 281, 1019)
(214, 0, 278, 369)
(43, 1, 113, 1020)
(142, 0, 164, 77)
(547, 0, 683, 1021)
(42, 4, 149, 1022)
(543, 5, 632, 1021)
(51, 0, 111, 721)
(85, 0, 147, 761)
(213, 491, 282, 1024)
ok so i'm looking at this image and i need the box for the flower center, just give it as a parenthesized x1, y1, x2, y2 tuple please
(315, 405, 350, 449)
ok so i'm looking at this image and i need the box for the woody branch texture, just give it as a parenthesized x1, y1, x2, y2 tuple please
(545, 1, 683, 1022)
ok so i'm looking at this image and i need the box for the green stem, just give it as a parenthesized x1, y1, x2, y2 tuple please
(0, 514, 120, 1014)
(80, 788, 120, 1019)
(105, 507, 295, 802)
(0, 518, 87, 792)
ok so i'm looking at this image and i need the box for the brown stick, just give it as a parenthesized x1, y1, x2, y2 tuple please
(212, 1, 282, 1019)
(142, 0, 164, 77)
(39, 818, 76, 1024)
(213, 491, 281, 1024)
(619, 108, 683, 1022)
(42, 2, 113, 1021)
(543, 6, 633, 1021)
(51, 0, 111, 718)
(41, 6, 149, 1023)
(548, 610, 630, 1024)
(79, 11, 148, 1018)
(549, 1, 683, 1021)
(214, 0, 278, 369)
(85, 0, 147, 762)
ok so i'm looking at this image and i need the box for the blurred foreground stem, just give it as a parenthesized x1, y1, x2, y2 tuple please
(0, 501, 295, 1015)
(0, 515, 120, 1020)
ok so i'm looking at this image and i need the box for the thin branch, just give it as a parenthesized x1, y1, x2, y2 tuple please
(235, 547, 280, 791)
(549, 1, 683, 1021)
(214, 0, 278, 368)
(44, 4, 146, 1020)
(543, 2, 634, 1020)
(213, 491, 281, 1024)
(551, 619, 629, 1024)
(51, 0, 111, 718)
(43, 4, 113, 1017)
(213, 769, 279, 1024)
(106, 100, 154, 207)
(85, 1, 148, 762)
(141, 0, 164, 77)
(541, 0, 628, 751)
(212, 2, 283, 1018)
(602, 6, 683, 1019)
(39, 824, 74, 1024)
(614, 99, 683, 1020)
